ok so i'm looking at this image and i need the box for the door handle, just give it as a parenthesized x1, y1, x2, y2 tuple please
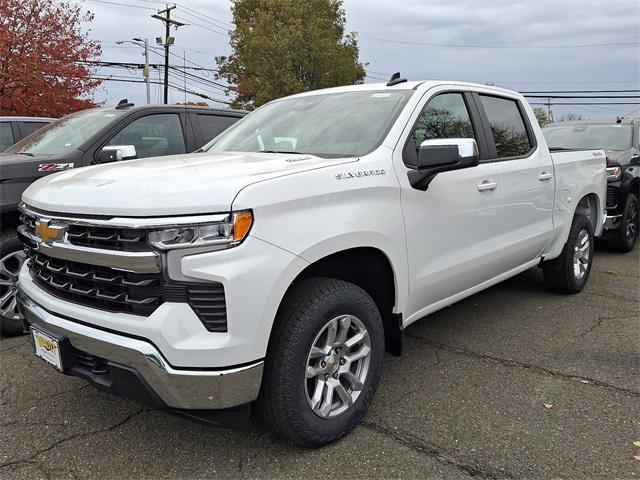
(477, 180, 497, 191)
(538, 172, 553, 181)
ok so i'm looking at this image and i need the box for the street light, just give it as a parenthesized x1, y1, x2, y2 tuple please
(116, 38, 151, 105)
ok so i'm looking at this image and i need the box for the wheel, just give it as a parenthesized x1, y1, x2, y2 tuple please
(258, 278, 384, 447)
(611, 193, 638, 253)
(543, 214, 594, 294)
(0, 228, 27, 335)
(0, 249, 27, 335)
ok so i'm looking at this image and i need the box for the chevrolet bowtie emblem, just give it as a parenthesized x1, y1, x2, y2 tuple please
(35, 220, 65, 244)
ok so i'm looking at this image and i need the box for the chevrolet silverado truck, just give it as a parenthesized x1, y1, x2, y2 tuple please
(16, 78, 606, 447)
(0, 102, 244, 333)
(543, 117, 639, 252)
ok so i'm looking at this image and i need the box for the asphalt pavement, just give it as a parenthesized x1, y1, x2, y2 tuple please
(1, 245, 638, 479)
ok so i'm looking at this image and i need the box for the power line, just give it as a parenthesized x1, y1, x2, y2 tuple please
(524, 94, 640, 99)
(172, 12, 229, 37)
(360, 35, 640, 49)
(85, 0, 155, 10)
(528, 102, 639, 105)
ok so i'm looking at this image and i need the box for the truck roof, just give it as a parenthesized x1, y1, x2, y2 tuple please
(96, 104, 246, 116)
(0, 116, 56, 122)
(281, 80, 525, 101)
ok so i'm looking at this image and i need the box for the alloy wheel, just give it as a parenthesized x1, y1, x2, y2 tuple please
(304, 314, 372, 418)
(626, 199, 638, 241)
(573, 229, 590, 280)
(0, 250, 26, 322)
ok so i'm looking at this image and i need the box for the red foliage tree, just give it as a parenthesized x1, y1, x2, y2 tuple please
(0, 0, 102, 117)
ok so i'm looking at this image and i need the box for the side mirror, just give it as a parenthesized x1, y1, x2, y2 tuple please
(95, 145, 137, 164)
(408, 138, 479, 190)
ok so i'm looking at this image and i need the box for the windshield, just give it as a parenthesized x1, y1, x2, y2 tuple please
(205, 90, 413, 158)
(543, 124, 633, 151)
(6, 109, 125, 156)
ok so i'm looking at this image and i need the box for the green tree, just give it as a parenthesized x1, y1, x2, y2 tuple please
(216, 0, 366, 110)
(533, 108, 550, 127)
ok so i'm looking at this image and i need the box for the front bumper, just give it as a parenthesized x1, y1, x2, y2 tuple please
(18, 291, 263, 410)
(604, 214, 623, 230)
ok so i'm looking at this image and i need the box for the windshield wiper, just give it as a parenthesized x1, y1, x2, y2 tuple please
(16, 152, 34, 156)
(261, 150, 303, 155)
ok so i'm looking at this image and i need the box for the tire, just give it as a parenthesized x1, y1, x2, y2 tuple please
(258, 278, 384, 448)
(0, 228, 27, 336)
(611, 193, 638, 253)
(542, 214, 594, 294)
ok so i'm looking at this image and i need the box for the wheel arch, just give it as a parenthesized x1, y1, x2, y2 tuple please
(544, 190, 602, 261)
(272, 246, 403, 356)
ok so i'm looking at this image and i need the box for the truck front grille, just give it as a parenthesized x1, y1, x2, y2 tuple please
(606, 186, 617, 210)
(66, 224, 151, 252)
(27, 251, 228, 331)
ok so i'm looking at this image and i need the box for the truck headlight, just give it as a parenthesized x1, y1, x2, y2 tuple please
(606, 166, 621, 181)
(148, 211, 253, 250)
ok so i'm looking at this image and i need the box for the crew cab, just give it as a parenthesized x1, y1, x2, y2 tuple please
(16, 79, 606, 447)
(543, 118, 639, 252)
(0, 102, 244, 333)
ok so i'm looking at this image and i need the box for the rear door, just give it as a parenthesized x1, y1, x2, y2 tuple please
(394, 88, 503, 320)
(475, 93, 555, 270)
(191, 113, 240, 148)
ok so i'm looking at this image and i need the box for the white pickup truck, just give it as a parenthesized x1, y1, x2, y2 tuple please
(17, 79, 606, 447)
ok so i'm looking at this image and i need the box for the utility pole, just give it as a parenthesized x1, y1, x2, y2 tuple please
(547, 97, 554, 123)
(133, 38, 150, 104)
(152, 4, 185, 104)
(116, 38, 151, 104)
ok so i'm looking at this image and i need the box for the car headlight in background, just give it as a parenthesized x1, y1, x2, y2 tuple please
(148, 211, 253, 250)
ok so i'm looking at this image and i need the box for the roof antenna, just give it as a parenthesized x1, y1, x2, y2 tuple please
(116, 99, 134, 109)
(387, 72, 407, 87)
(616, 116, 622, 124)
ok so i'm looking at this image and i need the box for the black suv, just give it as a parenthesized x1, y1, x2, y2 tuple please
(0, 102, 245, 333)
(543, 118, 639, 252)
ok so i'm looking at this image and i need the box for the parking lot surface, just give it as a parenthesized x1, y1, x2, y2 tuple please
(1, 246, 638, 479)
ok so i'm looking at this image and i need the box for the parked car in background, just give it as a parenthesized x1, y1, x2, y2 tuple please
(17, 80, 606, 447)
(0, 116, 55, 152)
(543, 118, 639, 252)
(0, 101, 245, 333)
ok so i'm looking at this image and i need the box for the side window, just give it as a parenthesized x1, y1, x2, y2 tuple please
(0, 122, 14, 151)
(107, 114, 186, 159)
(479, 95, 533, 158)
(195, 114, 239, 147)
(20, 122, 49, 137)
(404, 93, 475, 166)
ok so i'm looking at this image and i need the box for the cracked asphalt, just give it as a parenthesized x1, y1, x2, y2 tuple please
(1, 246, 638, 479)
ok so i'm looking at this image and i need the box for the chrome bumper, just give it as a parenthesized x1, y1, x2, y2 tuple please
(604, 214, 623, 230)
(18, 292, 263, 410)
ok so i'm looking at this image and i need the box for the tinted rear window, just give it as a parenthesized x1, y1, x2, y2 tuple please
(479, 95, 533, 158)
(20, 121, 50, 137)
(195, 115, 239, 147)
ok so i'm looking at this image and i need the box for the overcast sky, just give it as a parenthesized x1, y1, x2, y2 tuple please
(83, 0, 640, 119)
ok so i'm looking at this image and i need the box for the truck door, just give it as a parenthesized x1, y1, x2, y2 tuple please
(393, 90, 503, 321)
(475, 94, 555, 270)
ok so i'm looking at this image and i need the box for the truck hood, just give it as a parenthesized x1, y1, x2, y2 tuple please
(22, 151, 355, 216)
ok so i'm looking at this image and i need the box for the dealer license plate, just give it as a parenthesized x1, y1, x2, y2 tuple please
(32, 328, 62, 370)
